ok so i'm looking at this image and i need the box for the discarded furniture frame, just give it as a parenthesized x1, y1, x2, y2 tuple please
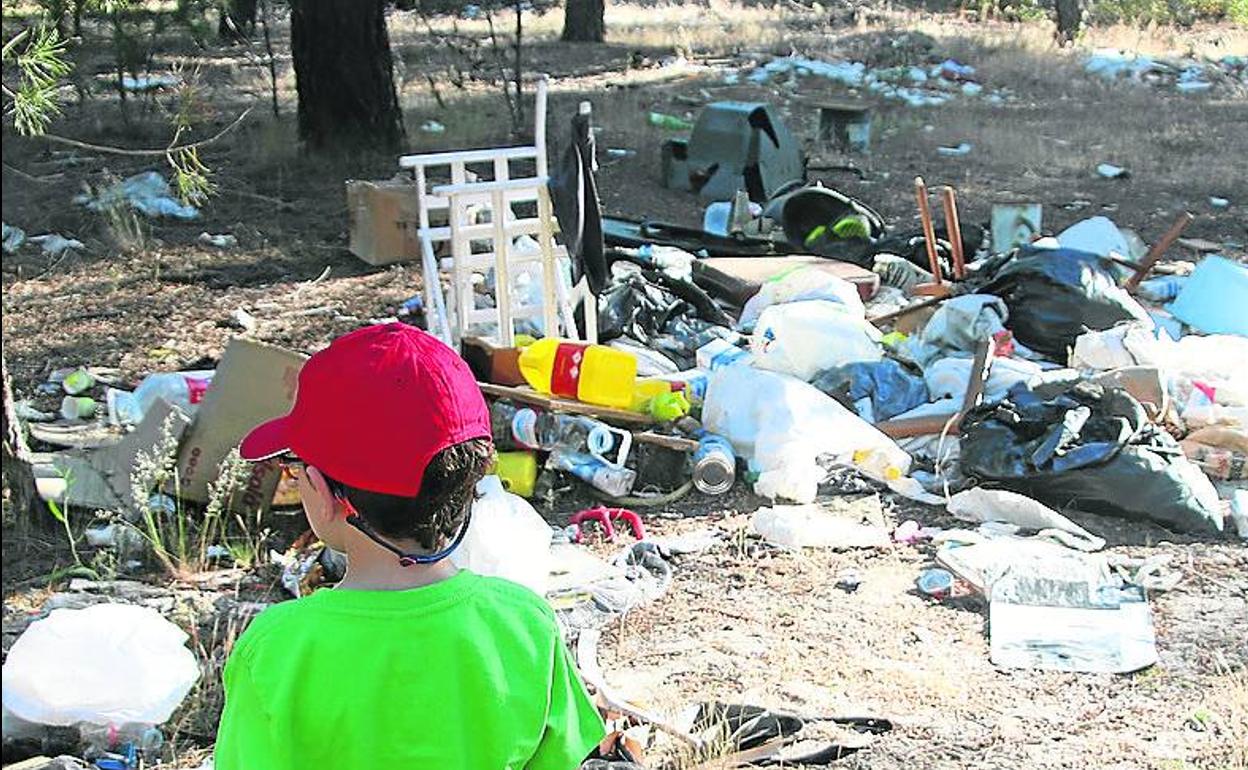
(912, 176, 966, 297)
(397, 76, 595, 346)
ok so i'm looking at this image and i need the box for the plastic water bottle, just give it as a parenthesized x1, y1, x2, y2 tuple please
(79, 723, 164, 754)
(692, 432, 736, 496)
(548, 450, 637, 498)
(696, 339, 751, 371)
(106, 371, 214, 426)
(518, 338, 637, 409)
(490, 402, 631, 468)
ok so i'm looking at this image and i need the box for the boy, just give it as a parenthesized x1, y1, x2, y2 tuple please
(215, 323, 605, 769)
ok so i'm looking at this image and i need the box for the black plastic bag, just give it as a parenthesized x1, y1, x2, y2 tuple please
(960, 381, 1224, 535)
(980, 247, 1150, 360)
(597, 270, 727, 369)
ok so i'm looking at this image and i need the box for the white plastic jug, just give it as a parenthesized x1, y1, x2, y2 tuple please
(751, 300, 881, 382)
(1, 604, 200, 728)
(450, 476, 553, 595)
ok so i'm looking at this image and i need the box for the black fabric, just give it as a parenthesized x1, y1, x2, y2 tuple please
(550, 111, 608, 294)
(960, 382, 1224, 535)
(872, 222, 985, 280)
(596, 268, 728, 370)
(980, 247, 1151, 360)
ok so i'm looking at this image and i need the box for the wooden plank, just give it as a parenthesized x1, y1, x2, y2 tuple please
(399, 145, 537, 168)
(634, 432, 698, 452)
(1124, 211, 1195, 292)
(433, 176, 550, 196)
(478, 382, 655, 426)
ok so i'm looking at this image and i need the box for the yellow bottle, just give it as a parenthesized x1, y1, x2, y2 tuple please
(518, 338, 638, 409)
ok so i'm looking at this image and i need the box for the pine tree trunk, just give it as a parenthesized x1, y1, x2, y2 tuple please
(290, 0, 405, 152)
(561, 0, 605, 42)
(2, 344, 38, 525)
(219, 0, 259, 42)
(1054, 0, 1085, 46)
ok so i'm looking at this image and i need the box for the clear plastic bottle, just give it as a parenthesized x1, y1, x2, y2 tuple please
(490, 402, 631, 466)
(548, 450, 637, 498)
(106, 371, 214, 425)
(79, 722, 164, 754)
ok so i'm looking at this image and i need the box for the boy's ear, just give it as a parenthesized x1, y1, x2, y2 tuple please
(302, 465, 341, 519)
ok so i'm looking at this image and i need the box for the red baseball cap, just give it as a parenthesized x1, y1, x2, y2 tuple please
(239, 323, 491, 497)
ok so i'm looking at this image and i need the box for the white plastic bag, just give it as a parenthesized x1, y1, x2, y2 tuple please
(946, 487, 1105, 552)
(1069, 323, 1160, 372)
(751, 300, 881, 382)
(704, 365, 910, 503)
(924, 356, 1045, 404)
(451, 475, 553, 595)
(1, 604, 200, 728)
(752, 504, 890, 549)
(739, 268, 865, 332)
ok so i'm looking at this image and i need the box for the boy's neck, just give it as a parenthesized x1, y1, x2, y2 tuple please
(335, 548, 458, 591)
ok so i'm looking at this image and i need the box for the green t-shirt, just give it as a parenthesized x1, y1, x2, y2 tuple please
(214, 570, 605, 770)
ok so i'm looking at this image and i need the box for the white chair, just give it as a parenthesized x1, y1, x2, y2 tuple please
(397, 77, 596, 346)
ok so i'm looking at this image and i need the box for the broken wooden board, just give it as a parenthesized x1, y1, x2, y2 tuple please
(692, 256, 880, 307)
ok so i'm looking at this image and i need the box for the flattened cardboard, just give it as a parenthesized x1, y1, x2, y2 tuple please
(346, 179, 421, 266)
(175, 337, 306, 514)
(33, 399, 192, 512)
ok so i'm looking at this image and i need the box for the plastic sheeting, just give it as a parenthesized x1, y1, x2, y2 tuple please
(811, 359, 929, 422)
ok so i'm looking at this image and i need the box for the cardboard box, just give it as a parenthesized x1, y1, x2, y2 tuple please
(347, 179, 421, 266)
(461, 336, 526, 386)
(176, 338, 306, 513)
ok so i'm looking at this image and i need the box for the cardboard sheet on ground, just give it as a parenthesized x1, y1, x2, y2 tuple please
(32, 400, 192, 511)
(175, 338, 305, 512)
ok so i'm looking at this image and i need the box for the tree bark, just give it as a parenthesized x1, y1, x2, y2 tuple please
(290, 0, 405, 152)
(219, 0, 259, 42)
(2, 344, 38, 525)
(1054, 0, 1085, 46)
(561, 0, 605, 42)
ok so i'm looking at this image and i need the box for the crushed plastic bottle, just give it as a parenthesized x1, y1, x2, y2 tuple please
(106, 371, 214, 426)
(548, 450, 637, 498)
(490, 402, 632, 468)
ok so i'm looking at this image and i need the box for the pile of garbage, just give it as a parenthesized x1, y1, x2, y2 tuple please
(1085, 49, 1248, 94)
(734, 53, 1009, 107)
